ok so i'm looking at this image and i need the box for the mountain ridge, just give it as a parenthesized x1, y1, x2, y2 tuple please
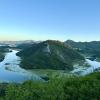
(17, 40, 84, 70)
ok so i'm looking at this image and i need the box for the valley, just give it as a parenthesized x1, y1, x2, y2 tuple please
(0, 40, 100, 100)
(0, 0, 100, 99)
(0, 40, 100, 83)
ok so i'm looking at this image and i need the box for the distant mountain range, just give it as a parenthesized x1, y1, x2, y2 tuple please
(17, 40, 84, 70)
(65, 40, 100, 58)
(0, 40, 40, 47)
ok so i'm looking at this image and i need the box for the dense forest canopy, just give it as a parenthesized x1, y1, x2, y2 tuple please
(17, 40, 84, 70)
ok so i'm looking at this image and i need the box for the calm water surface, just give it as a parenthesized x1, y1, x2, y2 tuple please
(0, 50, 42, 83)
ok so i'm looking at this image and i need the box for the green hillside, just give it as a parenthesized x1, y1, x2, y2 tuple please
(17, 40, 84, 70)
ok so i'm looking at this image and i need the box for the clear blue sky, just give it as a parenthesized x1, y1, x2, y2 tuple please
(0, 0, 100, 41)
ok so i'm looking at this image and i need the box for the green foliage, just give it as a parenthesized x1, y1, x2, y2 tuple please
(17, 40, 84, 70)
(0, 72, 100, 100)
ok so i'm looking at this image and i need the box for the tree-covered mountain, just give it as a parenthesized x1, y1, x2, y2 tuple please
(17, 40, 84, 70)
(65, 40, 100, 58)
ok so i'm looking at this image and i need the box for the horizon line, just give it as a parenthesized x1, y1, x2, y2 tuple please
(0, 39, 100, 42)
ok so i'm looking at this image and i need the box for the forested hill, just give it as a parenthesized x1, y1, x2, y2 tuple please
(65, 40, 100, 58)
(17, 40, 84, 70)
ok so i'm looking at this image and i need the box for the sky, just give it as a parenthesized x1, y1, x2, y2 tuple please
(0, 0, 100, 42)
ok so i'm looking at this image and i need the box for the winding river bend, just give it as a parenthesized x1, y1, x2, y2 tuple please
(0, 50, 42, 83)
(0, 49, 100, 83)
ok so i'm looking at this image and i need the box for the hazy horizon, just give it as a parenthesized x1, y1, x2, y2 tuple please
(0, 0, 100, 42)
(0, 39, 100, 43)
